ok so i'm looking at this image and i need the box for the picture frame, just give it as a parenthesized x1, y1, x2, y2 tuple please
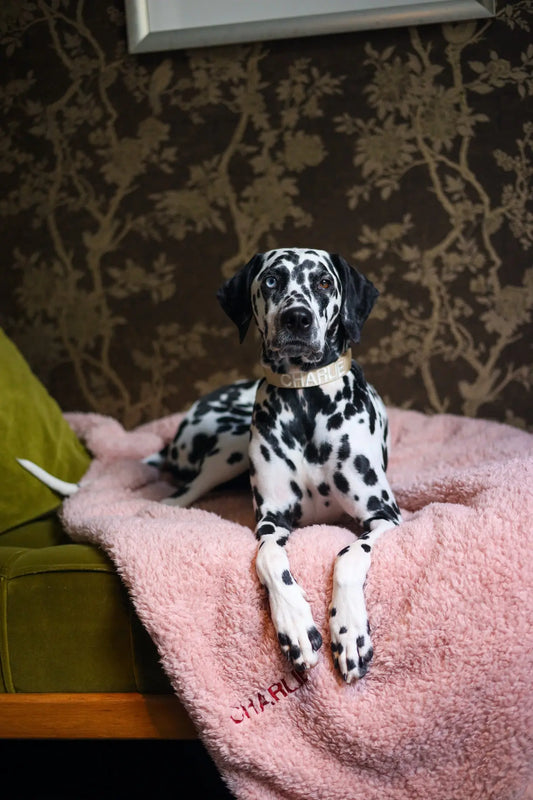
(125, 0, 495, 54)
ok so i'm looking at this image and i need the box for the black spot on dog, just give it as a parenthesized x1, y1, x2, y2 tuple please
(363, 498, 401, 527)
(166, 466, 198, 485)
(381, 444, 388, 472)
(260, 445, 270, 462)
(334, 472, 350, 494)
(252, 487, 264, 513)
(330, 607, 337, 617)
(344, 403, 357, 419)
(290, 480, 303, 499)
(342, 381, 352, 401)
(260, 510, 294, 532)
(337, 546, 350, 557)
(354, 454, 370, 474)
(168, 479, 198, 499)
(278, 633, 291, 648)
(304, 386, 337, 419)
(289, 644, 302, 662)
(227, 451, 243, 465)
(327, 412, 343, 431)
(364, 468, 378, 486)
(253, 403, 298, 472)
(356, 635, 365, 649)
(366, 397, 377, 434)
(367, 495, 381, 512)
(339, 626, 347, 634)
(318, 482, 330, 496)
(337, 434, 350, 461)
(189, 433, 219, 465)
(282, 569, 293, 585)
(361, 543, 371, 553)
(357, 659, 369, 677)
(308, 626, 323, 651)
(257, 522, 276, 537)
(305, 441, 332, 465)
(292, 502, 303, 523)
(231, 422, 250, 436)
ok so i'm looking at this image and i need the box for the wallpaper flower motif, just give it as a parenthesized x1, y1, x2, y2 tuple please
(1, 0, 531, 429)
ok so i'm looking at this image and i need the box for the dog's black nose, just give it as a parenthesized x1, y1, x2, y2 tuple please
(281, 306, 313, 335)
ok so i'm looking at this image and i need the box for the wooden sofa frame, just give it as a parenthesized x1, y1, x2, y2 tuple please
(0, 692, 196, 739)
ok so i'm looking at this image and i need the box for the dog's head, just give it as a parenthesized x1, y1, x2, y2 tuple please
(217, 248, 378, 368)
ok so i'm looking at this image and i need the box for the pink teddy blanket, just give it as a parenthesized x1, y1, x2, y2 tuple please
(62, 408, 533, 800)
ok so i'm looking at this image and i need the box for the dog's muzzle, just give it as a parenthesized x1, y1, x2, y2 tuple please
(280, 305, 313, 336)
(271, 304, 321, 359)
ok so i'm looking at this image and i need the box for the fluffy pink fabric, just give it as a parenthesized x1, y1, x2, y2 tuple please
(62, 409, 533, 800)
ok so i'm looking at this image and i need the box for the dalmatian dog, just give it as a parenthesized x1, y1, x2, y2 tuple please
(151, 248, 402, 683)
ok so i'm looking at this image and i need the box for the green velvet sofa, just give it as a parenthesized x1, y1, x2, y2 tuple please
(0, 330, 195, 738)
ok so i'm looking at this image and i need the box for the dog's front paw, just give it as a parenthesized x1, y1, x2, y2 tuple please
(277, 622, 323, 672)
(266, 579, 322, 671)
(329, 589, 373, 683)
(267, 580, 323, 671)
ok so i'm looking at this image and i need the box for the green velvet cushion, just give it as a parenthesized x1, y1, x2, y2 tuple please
(0, 528, 172, 693)
(0, 512, 70, 548)
(0, 328, 91, 534)
(0, 330, 171, 694)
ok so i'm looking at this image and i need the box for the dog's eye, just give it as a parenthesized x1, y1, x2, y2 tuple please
(264, 276, 277, 289)
(318, 277, 332, 290)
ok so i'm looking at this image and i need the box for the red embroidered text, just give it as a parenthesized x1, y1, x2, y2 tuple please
(230, 670, 308, 723)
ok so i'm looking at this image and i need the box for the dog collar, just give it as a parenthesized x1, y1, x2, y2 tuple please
(262, 349, 352, 389)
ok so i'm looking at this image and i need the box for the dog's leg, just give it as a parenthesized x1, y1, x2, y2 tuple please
(329, 515, 399, 683)
(249, 382, 326, 672)
(162, 443, 249, 507)
(255, 518, 323, 672)
(153, 381, 257, 507)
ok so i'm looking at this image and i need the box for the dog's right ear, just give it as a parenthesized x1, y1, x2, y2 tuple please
(217, 254, 264, 343)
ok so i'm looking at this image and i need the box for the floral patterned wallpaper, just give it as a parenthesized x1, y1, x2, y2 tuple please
(1, 1, 532, 429)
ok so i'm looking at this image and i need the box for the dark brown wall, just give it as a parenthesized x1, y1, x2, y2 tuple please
(1, 2, 532, 429)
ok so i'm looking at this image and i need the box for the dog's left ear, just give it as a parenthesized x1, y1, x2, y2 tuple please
(330, 254, 379, 344)
(217, 254, 264, 343)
